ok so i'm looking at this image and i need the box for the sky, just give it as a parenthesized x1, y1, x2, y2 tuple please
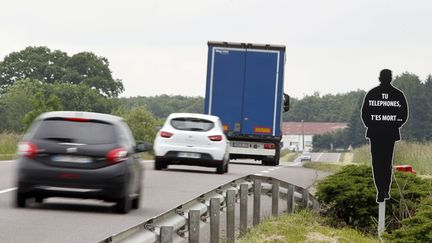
(1, 0, 431, 98)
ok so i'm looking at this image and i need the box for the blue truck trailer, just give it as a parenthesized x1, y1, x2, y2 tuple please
(204, 41, 289, 166)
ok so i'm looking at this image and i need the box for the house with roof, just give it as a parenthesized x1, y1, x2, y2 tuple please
(281, 122, 348, 151)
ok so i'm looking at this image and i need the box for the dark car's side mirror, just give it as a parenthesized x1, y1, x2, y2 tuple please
(135, 142, 152, 152)
(283, 93, 290, 112)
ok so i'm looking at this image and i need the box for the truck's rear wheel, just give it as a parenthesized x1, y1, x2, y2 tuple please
(262, 146, 280, 166)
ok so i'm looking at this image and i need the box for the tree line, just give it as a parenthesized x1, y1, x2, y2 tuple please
(313, 73, 432, 150)
(1, 46, 431, 147)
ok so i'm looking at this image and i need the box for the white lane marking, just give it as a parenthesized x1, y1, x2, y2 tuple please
(254, 173, 263, 176)
(315, 153, 324, 161)
(262, 171, 270, 173)
(0, 160, 15, 163)
(0, 187, 17, 194)
(268, 168, 276, 171)
(141, 160, 154, 163)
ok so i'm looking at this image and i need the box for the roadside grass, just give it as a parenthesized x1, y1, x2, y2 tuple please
(280, 149, 299, 162)
(353, 141, 432, 175)
(303, 162, 343, 173)
(339, 152, 354, 164)
(141, 152, 154, 160)
(0, 132, 21, 160)
(238, 210, 378, 243)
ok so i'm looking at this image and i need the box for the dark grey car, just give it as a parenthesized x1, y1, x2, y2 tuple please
(15, 111, 149, 214)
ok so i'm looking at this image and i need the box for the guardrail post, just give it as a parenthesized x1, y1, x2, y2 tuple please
(226, 190, 235, 243)
(253, 179, 261, 226)
(272, 181, 279, 217)
(160, 226, 173, 243)
(240, 184, 248, 236)
(287, 184, 295, 214)
(188, 210, 200, 243)
(312, 198, 320, 211)
(210, 198, 220, 243)
(302, 189, 310, 209)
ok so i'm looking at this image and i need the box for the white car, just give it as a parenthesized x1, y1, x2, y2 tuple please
(153, 113, 230, 174)
(300, 151, 312, 162)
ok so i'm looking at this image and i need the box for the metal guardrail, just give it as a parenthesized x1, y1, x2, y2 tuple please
(99, 175, 320, 243)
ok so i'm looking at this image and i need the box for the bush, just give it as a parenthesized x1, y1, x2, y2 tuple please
(384, 197, 432, 242)
(316, 165, 431, 234)
(113, 107, 160, 144)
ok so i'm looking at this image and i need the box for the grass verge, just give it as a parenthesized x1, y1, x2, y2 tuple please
(280, 150, 299, 162)
(0, 132, 21, 160)
(353, 141, 432, 175)
(141, 152, 154, 160)
(238, 210, 378, 243)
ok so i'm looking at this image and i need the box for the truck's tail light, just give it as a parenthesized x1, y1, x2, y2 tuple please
(160, 131, 173, 138)
(264, 143, 275, 149)
(17, 142, 38, 159)
(208, 135, 223, 141)
(106, 148, 128, 164)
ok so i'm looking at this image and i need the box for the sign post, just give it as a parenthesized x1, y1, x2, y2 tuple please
(378, 202, 385, 237)
(361, 69, 408, 237)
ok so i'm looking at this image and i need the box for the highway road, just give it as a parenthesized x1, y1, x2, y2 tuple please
(291, 152, 341, 165)
(0, 159, 329, 243)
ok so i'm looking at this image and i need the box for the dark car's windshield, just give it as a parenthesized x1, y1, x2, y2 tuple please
(170, 117, 214, 131)
(33, 119, 117, 145)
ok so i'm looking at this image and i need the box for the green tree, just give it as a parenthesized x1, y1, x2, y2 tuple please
(52, 82, 120, 113)
(114, 107, 160, 144)
(120, 95, 204, 119)
(64, 52, 124, 97)
(283, 90, 366, 122)
(0, 46, 124, 97)
(0, 79, 120, 132)
(393, 73, 428, 141)
(0, 80, 44, 132)
(0, 47, 68, 92)
(346, 93, 367, 147)
(22, 92, 63, 130)
(313, 129, 348, 151)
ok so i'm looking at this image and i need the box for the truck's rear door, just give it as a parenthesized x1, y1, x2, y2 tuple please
(241, 50, 280, 136)
(205, 47, 246, 133)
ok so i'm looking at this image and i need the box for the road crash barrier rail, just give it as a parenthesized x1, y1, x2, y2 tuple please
(99, 175, 320, 243)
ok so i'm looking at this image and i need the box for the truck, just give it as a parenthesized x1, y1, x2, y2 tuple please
(204, 41, 289, 166)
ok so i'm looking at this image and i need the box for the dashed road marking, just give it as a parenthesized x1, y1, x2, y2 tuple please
(262, 171, 270, 173)
(0, 187, 17, 194)
(254, 173, 263, 176)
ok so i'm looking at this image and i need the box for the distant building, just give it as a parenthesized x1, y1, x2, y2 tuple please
(281, 122, 348, 151)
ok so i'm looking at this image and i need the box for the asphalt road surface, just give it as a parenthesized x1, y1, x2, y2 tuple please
(0, 159, 329, 243)
(292, 152, 341, 164)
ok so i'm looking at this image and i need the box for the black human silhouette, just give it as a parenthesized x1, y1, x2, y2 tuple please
(361, 69, 408, 202)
